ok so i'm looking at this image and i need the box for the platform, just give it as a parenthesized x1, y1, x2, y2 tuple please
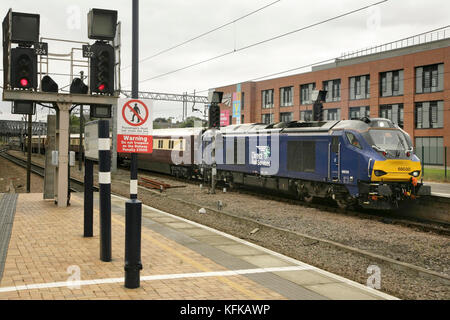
(424, 181, 450, 197)
(0, 193, 397, 300)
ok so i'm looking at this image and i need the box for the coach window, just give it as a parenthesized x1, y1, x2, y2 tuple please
(346, 132, 362, 149)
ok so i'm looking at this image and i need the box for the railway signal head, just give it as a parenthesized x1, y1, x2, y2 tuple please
(41, 75, 58, 93)
(312, 90, 327, 122)
(208, 91, 224, 104)
(70, 77, 88, 94)
(208, 104, 221, 128)
(89, 42, 115, 95)
(87, 9, 118, 41)
(10, 47, 37, 90)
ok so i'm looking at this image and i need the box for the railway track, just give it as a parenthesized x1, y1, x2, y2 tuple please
(0, 150, 90, 193)
(3, 148, 449, 235)
(2, 149, 449, 296)
(127, 176, 450, 287)
(133, 168, 450, 237)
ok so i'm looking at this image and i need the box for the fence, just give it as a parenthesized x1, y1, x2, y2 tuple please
(416, 146, 448, 181)
(340, 26, 450, 60)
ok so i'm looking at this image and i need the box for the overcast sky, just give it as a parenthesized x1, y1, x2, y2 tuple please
(1, 0, 449, 122)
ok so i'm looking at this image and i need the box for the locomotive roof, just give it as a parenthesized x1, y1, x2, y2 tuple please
(217, 118, 396, 135)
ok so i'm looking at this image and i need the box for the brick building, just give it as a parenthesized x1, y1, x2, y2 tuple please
(215, 28, 450, 165)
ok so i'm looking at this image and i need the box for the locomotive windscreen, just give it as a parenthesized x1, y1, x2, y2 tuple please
(367, 129, 411, 151)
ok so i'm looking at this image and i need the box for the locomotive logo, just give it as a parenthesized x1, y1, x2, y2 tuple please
(251, 146, 271, 166)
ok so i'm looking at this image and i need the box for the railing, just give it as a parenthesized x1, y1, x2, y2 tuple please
(339, 26, 450, 60)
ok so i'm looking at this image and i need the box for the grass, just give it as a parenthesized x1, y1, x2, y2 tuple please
(422, 167, 449, 183)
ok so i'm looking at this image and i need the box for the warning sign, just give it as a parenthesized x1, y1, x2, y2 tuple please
(117, 99, 153, 153)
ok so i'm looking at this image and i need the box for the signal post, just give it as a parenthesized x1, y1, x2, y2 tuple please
(2, 8, 119, 207)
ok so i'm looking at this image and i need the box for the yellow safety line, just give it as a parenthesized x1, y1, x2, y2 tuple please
(72, 196, 261, 299)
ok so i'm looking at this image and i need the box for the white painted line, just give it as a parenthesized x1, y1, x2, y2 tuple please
(0, 266, 311, 294)
(110, 194, 399, 300)
(98, 172, 111, 184)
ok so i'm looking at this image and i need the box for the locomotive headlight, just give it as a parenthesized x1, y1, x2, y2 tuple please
(409, 170, 420, 177)
(374, 170, 387, 177)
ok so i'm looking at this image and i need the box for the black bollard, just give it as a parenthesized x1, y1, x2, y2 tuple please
(98, 120, 111, 262)
(125, 198, 142, 288)
(84, 158, 94, 237)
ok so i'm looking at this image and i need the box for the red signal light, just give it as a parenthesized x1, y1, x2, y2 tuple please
(20, 78, 29, 87)
(98, 84, 105, 91)
(406, 151, 411, 157)
(382, 151, 387, 157)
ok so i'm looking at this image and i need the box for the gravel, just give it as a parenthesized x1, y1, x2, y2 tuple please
(8, 150, 450, 299)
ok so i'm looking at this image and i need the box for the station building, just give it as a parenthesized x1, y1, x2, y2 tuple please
(215, 27, 450, 165)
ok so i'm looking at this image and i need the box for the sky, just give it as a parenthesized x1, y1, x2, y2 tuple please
(0, 0, 449, 122)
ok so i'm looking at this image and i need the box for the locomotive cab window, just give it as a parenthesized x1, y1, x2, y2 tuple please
(345, 132, 362, 149)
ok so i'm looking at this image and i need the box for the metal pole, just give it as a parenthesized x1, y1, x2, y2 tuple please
(38, 126, 41, 155)
(111, 101, 118, 173)
(84, 158, 93, 237)
(211, 129, 216, 194)
(125, 0, 143, 289)
(26, 114, 32, 193)
(98, 120, 111, 262)
(79, 105, 83, 171)
(422, 145, 425, 177)
(445, 146, 447, 179)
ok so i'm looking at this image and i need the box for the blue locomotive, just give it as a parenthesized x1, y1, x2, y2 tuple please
(202, 117, 430, 209)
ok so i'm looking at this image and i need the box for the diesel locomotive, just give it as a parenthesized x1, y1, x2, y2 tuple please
(119, 117, 430, 210)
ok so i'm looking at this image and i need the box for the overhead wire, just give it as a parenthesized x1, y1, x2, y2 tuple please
(121, 0, 282, 70)
(133, 0, 388, 86)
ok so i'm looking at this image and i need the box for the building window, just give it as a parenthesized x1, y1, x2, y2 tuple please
(415, 137, 444, 165)
(416, 63, 444, 93)
(261, 113, 274, 124)
(241, 114, 244, 124)
(349, 106, 370, 119)
(415, 101, 444, 129)
(322, 79, 340, 102)
(300, 110, 312, 121)
(379, 104, 404, 128)
(280, 86, 293, 107)
(323, 108, 340, 120)
(241, 92, 245, 110)
(300, 83, 315, 105)
(379, 70, 404, 97)
(349, 75, 370, 100)
(261, 89, 274, 109)
(280, 112, 293, 122)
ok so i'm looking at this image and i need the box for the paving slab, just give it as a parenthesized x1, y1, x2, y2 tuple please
(239, 254, 296, 268)
(305, 282, 379, 300)
(273, 270, 340, 286)
(0, 193, 397, 300)
(215, 244, 265, 256)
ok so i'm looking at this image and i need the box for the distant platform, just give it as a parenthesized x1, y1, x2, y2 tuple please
(0, 193, 396, 300)
(424, 181, 450, 198)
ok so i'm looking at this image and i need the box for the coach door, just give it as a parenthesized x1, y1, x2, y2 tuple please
(329, 136, 340, 182)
